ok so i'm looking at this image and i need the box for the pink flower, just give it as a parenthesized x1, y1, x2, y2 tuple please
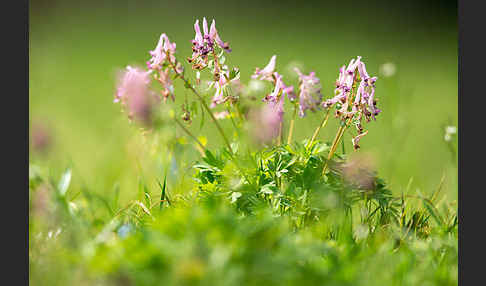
(252, 55, 277, 81)
(189, 18, 231, 69)
(252, 56, 294, 104)
(281, 80, 296, 101)
(193, 19, 204, 47)
(147, 33, 176, 71)
(263, 73, 282, 102)
(208, 67, 240, 108)
(209, 19, 231, 53)
(211, 79, 226, 108)
(257, 95, 284, 143)
(259, 72, 292, 103)
(323, 56, 380, 120)
(115, 66, 157, 125)
(294, 68, 322, 117)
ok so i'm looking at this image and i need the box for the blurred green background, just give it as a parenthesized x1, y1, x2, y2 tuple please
(29, 0, 457, 200)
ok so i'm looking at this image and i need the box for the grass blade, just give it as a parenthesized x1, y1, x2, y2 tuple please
(157, 173, 169, 210)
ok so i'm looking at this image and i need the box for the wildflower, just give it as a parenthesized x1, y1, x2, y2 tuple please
(281, 80, 296, 101)
(211, 77, 227, 108)
(115, 66, 158, 126)
(259, 96, 284, 143)
(262, 73, 283, 102)
(208, 66, 240, 108)
(189, 18, 231, 69)
(321, 57, 381, 151)
(323, 57, 380, 120)
(147, 33, 177, 71)
(146, 34, 180, 102)
(294, 68, 322, 117)
(252, 55, 294, 104)
(335, 56, 361, 93)
(252, 55, 276, 81)
(209, 19, 231, 53)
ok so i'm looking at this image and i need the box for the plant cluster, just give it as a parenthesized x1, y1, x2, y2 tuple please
(29, 18, 458, 286)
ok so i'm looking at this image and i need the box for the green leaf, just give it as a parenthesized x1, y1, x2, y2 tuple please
(422, 198, 444, 227)
(157, 174, 168, 210)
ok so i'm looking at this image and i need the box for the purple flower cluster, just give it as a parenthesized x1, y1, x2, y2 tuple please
(113, 18, 382, 152)
(322, 56, 380, 149)
(294, 68, 322, 117)
(323, 57, 379, 120)
(252, 55, 295, 103)
(147, 33, 176, 71)
(188, 18, 231, 70)
(250, 55, 297, 142)
(146, 33, 181, 102)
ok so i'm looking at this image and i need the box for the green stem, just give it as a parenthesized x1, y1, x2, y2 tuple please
(227, 106, 240, 139)
(169, 55, 255, 188)
(174, 117, 206, 155)
(287, 105, 298, 145)
(322, 117, 352, 176)
(168, 57, 233, 154)
(307, 108, 331, 150)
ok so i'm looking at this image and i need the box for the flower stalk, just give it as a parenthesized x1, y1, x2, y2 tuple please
(322, 116, 353, 175)
(167, 53, 234, 154)
(307, 108, 331, 149)
(287, 105, 298, 144)
(173, 117, 206, 155)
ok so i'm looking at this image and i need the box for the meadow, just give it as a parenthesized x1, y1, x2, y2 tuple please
(29, 1, 457, 285)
